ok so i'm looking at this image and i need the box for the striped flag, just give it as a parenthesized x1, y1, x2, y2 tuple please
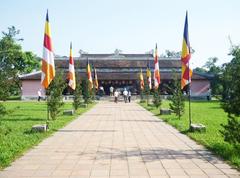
(153, 44, 161, 89)
(140, 69, 144, 90)
(68, 42, 76, 90)
(181, 11, 193, 89)
(93, 67, 99, 89)
(41, 10, 55, 89)
(146, 61, 152, 90)
(86, 58, 93, 88)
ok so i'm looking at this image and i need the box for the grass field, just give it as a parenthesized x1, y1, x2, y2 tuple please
(140, 100, 240, 169)
(0, 101, 95, 169)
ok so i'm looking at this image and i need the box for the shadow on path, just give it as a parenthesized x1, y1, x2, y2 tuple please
(89, 146, 221, 164)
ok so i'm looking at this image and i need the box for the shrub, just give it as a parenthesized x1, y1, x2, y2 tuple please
(73, 82, 82, 110)
(46, 71, 66, 120)
(221, 46, 240, 147)
(153, 89, 161, 109)
(221, 116, 240, 146)
(82, 79, 91, 104)
(169, 74, 185, 119)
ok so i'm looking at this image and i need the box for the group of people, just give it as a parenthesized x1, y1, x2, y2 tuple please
(113, 88, 131, 103)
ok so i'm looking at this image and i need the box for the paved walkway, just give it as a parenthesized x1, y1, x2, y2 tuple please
(0, 101, 239, 178)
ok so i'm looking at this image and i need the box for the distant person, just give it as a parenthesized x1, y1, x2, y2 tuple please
(99, 86, 105, 96)
(110, 86, 114, 96)
(207, 88, 211, 101)
(128, 90, 131, 103)
(114, 90, 119, 103)
(123, 88, 128, 103)
(37, 89, 42, 101)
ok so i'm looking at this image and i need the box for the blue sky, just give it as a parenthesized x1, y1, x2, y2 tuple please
(0, 0, 240, 68)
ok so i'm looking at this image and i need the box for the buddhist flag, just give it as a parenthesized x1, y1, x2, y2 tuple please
(86, 58, 93, 88)
(41, 10, 55, 89)
(153, 44, 161, 89)
(68, 42, 76, 90)
(93, 67, 99, 89)
(140, 69, 144, 90)
(181, 11, 193, 89)
(146, 61, 152, 90)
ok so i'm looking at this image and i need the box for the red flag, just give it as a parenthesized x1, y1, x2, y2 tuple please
(86, 58, 93, 88)
(68, 42, 76, 90)
(41, 10, 55, 89)
(153, 44, 160, 89)
(140, 69, 144, 90)
(146, 62, 152, 89)
(181, 11, 193, 89)
(93, 68, 99, 89)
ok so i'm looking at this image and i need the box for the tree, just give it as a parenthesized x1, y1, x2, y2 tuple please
(139, 89, 145, 103)
(169, 74, 185, 119)
(13, 51, 40, 95)
(2, 26, 23, 41)
(139, 78, 145, 103)
(0, 26, 40, 98)
(193, 67, 207, 73)
(194, 57, 222, 96)
(90, 84, 96, 101)
(160, 49, 195, 58)
(193, 57, 223, 96)
(73, 81, 82, 110)
(22, 51, 40, 73)
(220, 46, 240, 147)
(46, 71, 67, 120)
(82, 79, 91, 104)
(144, 79, 151, 105)
(205, 57, 223, 95)
(160, 50, 181, 58)
(153, 89, 161, 108)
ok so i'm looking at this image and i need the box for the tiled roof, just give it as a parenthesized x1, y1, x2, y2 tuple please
(81, 53, 153, 58)
(55, 58, 181, 69)
(19, 53, 210, 81)
(19, 70, 208, 81)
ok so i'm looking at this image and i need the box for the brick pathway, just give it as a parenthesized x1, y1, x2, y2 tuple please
(0, 101, 239, 178)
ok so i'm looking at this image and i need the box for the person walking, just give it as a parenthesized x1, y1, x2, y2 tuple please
(97, 86, 104, 96)
(110, 86, 114, 96)
(123, 88, 128, 103)
(207, 88, 211, 101)
(128, 90, 131, 103)
(114, 90, 119, 103)
(37, 89, 42, 102)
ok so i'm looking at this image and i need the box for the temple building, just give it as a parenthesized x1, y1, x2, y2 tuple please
(19, 50, 212, 99)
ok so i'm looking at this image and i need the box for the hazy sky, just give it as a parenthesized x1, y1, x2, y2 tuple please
(0, 0, 239, 68)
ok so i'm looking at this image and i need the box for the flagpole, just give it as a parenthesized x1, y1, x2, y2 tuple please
(188, 62, 192, 130)
(46, 95, 49, 129)
(187, 11, 192, 130)
(147, 58, 149, 105)
(41, 10, 55, 130)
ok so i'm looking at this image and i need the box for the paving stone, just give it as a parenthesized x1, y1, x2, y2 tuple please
(165, 168, 188, 176)
(203, 168, 224, 175)
(71, 170, 91, 176)
(91, 169, 110, 177)
(51, 170, 72, 176)
(148, 168, 168, 176)
(184, 168, 207, 176)
(110, 169, 129, 176)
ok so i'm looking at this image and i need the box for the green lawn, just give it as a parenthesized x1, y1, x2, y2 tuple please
(0, 101, 95, 169)
(140, 100, 240, 169)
